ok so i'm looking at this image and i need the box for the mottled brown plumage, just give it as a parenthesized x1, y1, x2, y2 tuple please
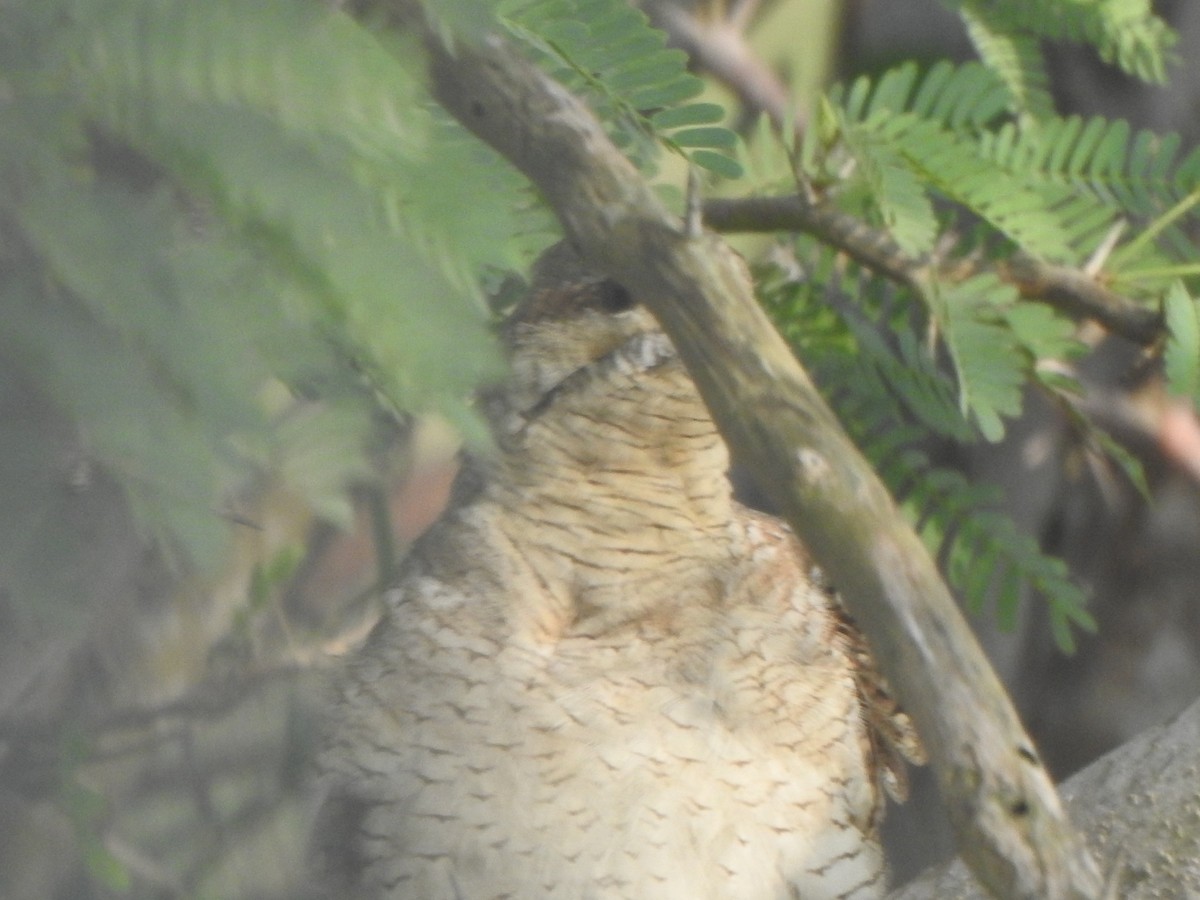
(315, 244, 923, 899)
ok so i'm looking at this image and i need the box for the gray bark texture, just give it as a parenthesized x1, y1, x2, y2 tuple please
(891, 696, 1200, 899)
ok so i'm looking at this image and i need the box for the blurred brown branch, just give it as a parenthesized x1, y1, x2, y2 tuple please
(638, 0, 804, 133)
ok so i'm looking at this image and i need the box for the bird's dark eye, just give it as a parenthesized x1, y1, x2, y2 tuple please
(595, 280, 635, 313)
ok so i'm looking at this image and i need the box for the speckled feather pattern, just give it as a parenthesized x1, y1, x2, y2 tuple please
(316, 247, 921, 899)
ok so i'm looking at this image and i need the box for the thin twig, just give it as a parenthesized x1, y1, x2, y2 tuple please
(703, 193, 1164, 344)
(640, 1, 804, 135)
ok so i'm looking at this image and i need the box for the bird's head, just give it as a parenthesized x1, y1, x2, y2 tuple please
(481, 242, 728, 507)
(496, 242, 668, 422)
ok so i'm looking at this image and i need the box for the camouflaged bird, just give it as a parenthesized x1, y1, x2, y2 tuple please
(315, 243, 924, 899)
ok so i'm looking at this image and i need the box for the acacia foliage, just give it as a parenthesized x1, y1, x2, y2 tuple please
(1, 0, 1196, 648)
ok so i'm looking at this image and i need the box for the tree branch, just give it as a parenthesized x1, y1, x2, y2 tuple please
(638, 0, 804, 134)
(1001, 254, 1162, 344)
(890, 696, 1200, 898)
(397, 6, 1102, 898)
(703, 193, 924, 289)
(703, 193, 1164, 345)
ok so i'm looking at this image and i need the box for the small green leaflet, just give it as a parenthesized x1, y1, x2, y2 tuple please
(934, 275, 1026, 441)
(1164, 279, 1200, 407)
(650, 102, 725, 129)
